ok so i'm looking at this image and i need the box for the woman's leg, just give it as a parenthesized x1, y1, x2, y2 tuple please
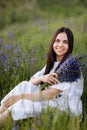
(0, 81, 29, 115)
(0, 105, 7, 114)
(0, 109, 12, 128)
(1, 81, 38, 105)
(0, 82, 40, 121)
(1, 81, 28, 105)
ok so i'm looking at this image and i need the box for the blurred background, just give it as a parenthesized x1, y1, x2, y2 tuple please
(0, 0, 87, 30)
(0, 0, 87, 121)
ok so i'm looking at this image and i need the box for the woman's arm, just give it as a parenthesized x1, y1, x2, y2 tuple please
(3, 87, 62, 108)
(29, 73, 59, 85)
(23, 88, 62, 101)
(3, 73, 59, 108)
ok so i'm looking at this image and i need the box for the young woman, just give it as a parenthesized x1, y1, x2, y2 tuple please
(0, 27, 84, 126)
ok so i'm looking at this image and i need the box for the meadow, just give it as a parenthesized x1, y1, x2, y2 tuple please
(0, 0, 87, 129)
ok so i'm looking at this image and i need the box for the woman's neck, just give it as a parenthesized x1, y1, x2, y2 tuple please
(56, 55, 63, 62)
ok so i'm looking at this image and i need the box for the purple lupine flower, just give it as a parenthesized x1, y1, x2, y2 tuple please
(0, 38, 3, 45)
(0, 47, 2, 54)
(0, 38, 3, 54)
(0, 54, 8, 63)
(5, 44, 13, 51)
(9, 32, 14, 40)
(56, 54, 85, 82)
(41, 54, 86, 90)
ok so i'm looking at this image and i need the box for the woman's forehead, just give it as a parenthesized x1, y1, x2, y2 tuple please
(56, 32, 68, 40)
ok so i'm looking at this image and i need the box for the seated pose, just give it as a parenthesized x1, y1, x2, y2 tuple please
(0, 27, 84, 127)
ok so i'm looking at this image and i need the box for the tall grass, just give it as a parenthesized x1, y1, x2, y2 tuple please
(1, 108, 87, 130)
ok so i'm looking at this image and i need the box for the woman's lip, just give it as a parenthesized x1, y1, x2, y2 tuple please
(56, 48, 64, 51)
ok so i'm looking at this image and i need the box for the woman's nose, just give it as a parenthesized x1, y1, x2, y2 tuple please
(57, 42, 63, 46)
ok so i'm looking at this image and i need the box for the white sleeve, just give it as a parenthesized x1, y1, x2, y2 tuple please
(68, 75, 84, 97)
(50, 75, 84, 94)
(50, 82, 71, 91)
(31, 65, 46, 78)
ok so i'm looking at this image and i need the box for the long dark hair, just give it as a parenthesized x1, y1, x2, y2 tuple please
(44, 26, 74, 75)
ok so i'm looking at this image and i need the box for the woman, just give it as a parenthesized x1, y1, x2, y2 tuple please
(0, 27, 83, 126)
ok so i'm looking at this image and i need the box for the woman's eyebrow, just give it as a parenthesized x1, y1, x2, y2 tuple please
(63, 40, 68, 42)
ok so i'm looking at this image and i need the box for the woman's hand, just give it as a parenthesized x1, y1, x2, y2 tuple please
(3, 95, 21, 108)
(41, 73, 59, 85)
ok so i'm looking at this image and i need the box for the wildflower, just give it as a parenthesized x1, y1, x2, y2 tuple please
(5, 44, 13, 51)
(41, 54, 86, 90)
(0, 38, 3, 54)
(0, 38, 3, 45)
(9, 32, 14, 40)
(56, 54, 86, 82)
(0, 54, 8, 63)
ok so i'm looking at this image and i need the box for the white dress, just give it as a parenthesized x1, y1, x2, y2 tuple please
(1, 62, 84, 121)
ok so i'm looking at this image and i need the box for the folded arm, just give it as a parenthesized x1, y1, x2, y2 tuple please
(29, 73, 59, 85)
(3, 87, 62, 108)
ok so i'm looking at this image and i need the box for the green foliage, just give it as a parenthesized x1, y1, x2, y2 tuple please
(0, 39, 45, 100)
(0, 0, 87, 30)
(2, 108, 87, 130)
(37, 0, 79, 7)
(0, 0, 29, 8)
(0, 0, 83, 8)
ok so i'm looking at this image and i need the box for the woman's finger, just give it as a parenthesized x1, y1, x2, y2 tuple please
(50, 74, 58, 82)
(50, 73, 58, 78)
(3, 97, 13, 108)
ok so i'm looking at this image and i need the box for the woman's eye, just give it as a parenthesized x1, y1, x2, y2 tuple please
(54, 39, 68, 44)
(55, 39, 60, 42)
(63, 41, 68, 44)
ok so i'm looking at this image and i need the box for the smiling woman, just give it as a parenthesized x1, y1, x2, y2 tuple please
(0, 27, 84, 128)
(53, 32, 69, 61)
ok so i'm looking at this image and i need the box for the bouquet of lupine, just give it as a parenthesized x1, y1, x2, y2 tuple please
(41, 54, 86, 90)
(55, 54, 85, 82)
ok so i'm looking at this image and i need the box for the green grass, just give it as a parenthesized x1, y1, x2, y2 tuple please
(1, 108, 87, 130)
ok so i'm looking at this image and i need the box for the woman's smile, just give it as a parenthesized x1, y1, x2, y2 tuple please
(53, 32, 69, 61)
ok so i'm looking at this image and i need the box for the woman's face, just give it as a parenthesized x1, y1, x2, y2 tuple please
(53, 32, 69, 61)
